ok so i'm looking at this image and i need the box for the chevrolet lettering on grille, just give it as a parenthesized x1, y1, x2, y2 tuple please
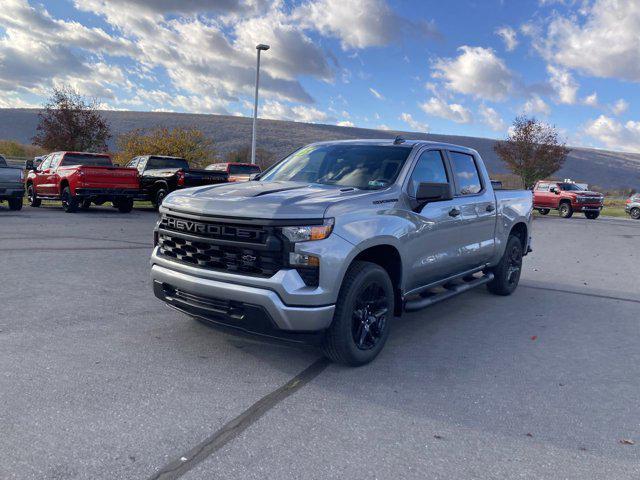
(162, 216, 261, 241)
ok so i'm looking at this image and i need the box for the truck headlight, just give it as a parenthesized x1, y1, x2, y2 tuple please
(281, 218, 334, 242)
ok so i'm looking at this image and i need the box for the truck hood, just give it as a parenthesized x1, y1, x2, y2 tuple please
(162, 180, 374, 219)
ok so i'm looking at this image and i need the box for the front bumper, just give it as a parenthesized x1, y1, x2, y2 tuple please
(151, 264, 335, 337)
(574, 204, 602, 212)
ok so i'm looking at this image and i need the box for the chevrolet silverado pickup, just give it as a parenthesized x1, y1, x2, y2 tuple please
(151, 139, 533, 366)
(125, 155, 228, 209)
(205, 162, 261, 182)
(0, 155, 25, 211)
(26, 152, 139, 213)
(533, 180, 604, 219)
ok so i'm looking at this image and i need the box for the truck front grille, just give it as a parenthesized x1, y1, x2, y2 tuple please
(158, 232, 283, 277)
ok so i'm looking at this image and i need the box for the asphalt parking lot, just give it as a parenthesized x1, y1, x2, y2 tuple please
(1, 204, 639, 479)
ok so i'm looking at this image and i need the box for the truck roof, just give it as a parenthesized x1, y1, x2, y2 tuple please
(50, 151, 110, 157)
(307, 138, 480, 156)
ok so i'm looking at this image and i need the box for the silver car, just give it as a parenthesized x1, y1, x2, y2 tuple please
(626, 194, 640, 219)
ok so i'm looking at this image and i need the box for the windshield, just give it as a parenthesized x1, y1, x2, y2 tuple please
(147, 157, 189, 170)
(61, 154, 112, 167)
(260, 144, 412, 189)
(558, 183, 583, 191)
(229, 164, 261, 175)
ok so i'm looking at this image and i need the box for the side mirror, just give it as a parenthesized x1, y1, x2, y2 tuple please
(249, 173, 261, 181)
(25, 159, 34, 171)
(416, 182, 453, 203)
(551, 187, 560, 194)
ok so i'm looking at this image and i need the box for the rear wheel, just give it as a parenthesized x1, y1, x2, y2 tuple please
(585, 211, 599, 220)
(322, 261, 393, 366)
(152, 188, 168, 210)
(80, 199, 92, 210)
(487, 235, 523, 296)
(8, 197, 23, 211)
(116, 197, 134, 213)
(27, 184, 41, 207)
(630, 207, 640, 220)
(538, 208, 550, 215)
(558, 202, 573, 218)
(61, 186, 78, 213)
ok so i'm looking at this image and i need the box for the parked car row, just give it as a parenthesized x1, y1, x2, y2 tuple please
(14, 151, 260, 213)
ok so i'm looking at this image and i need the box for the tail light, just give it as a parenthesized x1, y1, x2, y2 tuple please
(177, 170, 185, 186)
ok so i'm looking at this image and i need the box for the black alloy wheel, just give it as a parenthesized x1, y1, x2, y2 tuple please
(351, 282, 389, 351)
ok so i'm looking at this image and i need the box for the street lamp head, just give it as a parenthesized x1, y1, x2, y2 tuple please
(256, 44, 270, 51)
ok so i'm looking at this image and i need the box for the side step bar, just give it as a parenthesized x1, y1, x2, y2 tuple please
(404, 273, 494, 312)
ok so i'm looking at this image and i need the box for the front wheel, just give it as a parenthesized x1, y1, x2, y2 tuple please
(322, 261, 393, 366)
(8, 197, 23, 211)
(61, 186, 78, 213)
(152, 188, 168, 210)
(80, 199, 92, 210)
(585, 211, 599, 220)
(538, 208, 550, 215)
(487, 235, 523, 296)
(558, 202, 573, 218)
(27, 184, 41, 207)
(630, 207, 640, 220)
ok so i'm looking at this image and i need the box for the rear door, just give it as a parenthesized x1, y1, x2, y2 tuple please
(446, 150, 497, 271)
(404, 148, 466, 289)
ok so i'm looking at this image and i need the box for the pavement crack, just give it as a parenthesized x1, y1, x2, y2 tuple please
(147, 357, 330, 480)
(521, 284, 640, 305)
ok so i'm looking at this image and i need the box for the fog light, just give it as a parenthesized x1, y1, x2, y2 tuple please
(289, 252, 320, 267)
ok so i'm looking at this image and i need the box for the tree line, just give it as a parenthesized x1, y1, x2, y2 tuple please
(10, 86, 572, 187)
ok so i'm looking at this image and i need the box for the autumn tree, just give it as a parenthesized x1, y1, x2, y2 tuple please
(224, 145, 276, 170)
(0, 140, 46, 158)
(32, 87, 111, 152)
(494, 116, 571, 189)
(115, 127, 216, 168)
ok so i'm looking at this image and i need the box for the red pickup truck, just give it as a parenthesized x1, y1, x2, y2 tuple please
(26, 152, 139, 213)
(533, 180, 604, 219)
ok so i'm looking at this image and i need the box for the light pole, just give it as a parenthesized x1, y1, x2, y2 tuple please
(251, 43, 270, 165)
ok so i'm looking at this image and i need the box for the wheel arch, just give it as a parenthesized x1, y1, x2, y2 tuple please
(509, 222, 528, 252)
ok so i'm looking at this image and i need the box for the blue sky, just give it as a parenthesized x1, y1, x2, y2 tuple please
(1, 0, 639, 152)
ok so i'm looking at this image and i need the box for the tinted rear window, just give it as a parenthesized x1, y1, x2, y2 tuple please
(147, 157, 189, 169)
(449, 151, 482, 195)
(61, 154, 112, 167)
(229, 164, 261, 175)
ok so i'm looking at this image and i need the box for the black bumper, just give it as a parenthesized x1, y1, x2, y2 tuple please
(153, 280, 324, 346)
(0, 187, 25, 199)
(75, 188, 138, 198)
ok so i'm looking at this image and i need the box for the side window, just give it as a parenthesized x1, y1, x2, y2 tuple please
(50, 153, 63, 169)
(449, 151, 482, 195)
(40, 156, 52, 170)
(537, 183, 550, 191)
(127, 158, 139, 168)
(408, 150, 448, 197)
(137, 158, 147, 171)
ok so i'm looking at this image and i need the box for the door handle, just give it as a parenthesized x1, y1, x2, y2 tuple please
(486, 204, 496, 212)
(449, 208, 461, 217)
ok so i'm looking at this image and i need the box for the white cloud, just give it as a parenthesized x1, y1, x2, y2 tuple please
(337, 120, 355, 127)
(400, 112, 428, 132)
(547, 65, 578, 104)
(495, 26, 518, 51)
(584, 114, 640, 152)
(539, 0, 640, 82)
(260, 100, 331, 123)
(294, 0, 437, 50)
(420, 97, 472, 124)
(478, 105, 506, 131)
(369, 87, 384, 100)
(611, 99, 629, 115)
(376, 124, 392, 131)
(432, 46, 514, 102)
(582, 92, 598, 107)
(522, 94, 551, 115)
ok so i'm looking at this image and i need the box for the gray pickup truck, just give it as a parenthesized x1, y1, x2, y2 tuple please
(0, 155, 25, 211)
(151, 139, 532, 365)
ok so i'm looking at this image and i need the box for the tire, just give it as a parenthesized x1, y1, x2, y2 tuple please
(61, 186, 78, 213)
(486, 235, 523, 296)
(630, 208, 640, 220)
(538, 208, 550, 215)
(116, 197, 134, 213)
(558, 202, 573, 218)
(8, 197, 23, 211)
(322, 261, 394, 366)
(152, 188, 168, 210)
(585, 211, 599, 220)
(80, 199, 92, 210)
(27, 184, 41, 207)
